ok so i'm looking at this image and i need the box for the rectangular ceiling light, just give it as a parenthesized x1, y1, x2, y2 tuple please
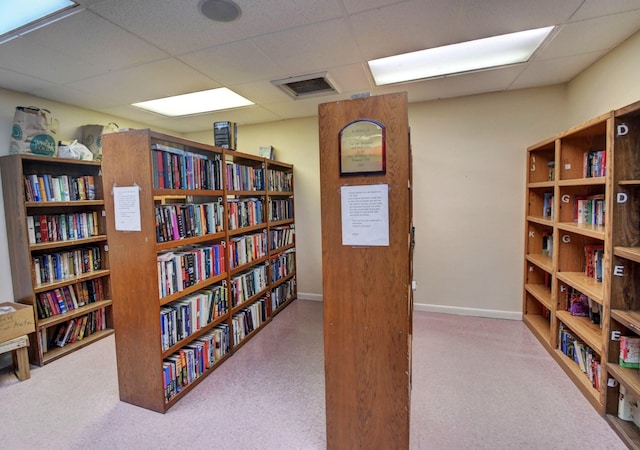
(368, 26, 555, 85)
(132, 88, 254, 117)
(0, 0, 77, 37)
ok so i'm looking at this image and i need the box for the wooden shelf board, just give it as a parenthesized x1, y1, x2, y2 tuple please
(619, 179, 640, 186)
(272, 296, 296, 317)
(527, 181, 555, 189)
(156, 231, 226, 251)
(551, 348, 604, 413)
(227, 190, 266, 197)
(230, 319, 271, 352)
(271, 272, 295, 290)
(230, 288, 269, 315)
(556, 222, 606, 240)
(30, 235, 108, 251)
(615, 247, 640, 264)
(26, 200, 104, 208)
(610, 309, 640, 335)
(558, 176, 606, 187)
(269, 243, 295, 256)
(556, 271, 604, 303)
(523, 314, 551, 343)
(228, 223, 267, 237)
(229, 255, 268, 276)
(33, 269, 110, 294)
(268, 218, 294, 227)
(161, 313, 229, 359)
(556, 310, 603, 354)
(43, 329, 114, 364)
(525, 253, 553, 273)
(159, 272, 227, 306)
(267, 190, 293, 196)
(38, 299, 113, 328)
(152, 189, 224, 197)
(606, 414, 640, 450)
(607, 363, 640, 400)
(526, 215, 553, 227)
(524, 284, 553, 310)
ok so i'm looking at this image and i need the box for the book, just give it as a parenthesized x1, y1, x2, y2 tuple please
(259, 145, 274, 159)
(213, 121, 237, 150)
(620, 336, 640, 368)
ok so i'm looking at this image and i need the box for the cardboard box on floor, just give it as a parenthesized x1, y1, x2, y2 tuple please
(0, 302, 35, 343)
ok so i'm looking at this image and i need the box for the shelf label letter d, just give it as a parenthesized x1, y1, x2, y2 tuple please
(618, 192, 628, 204)
(617, 124, 629, 136)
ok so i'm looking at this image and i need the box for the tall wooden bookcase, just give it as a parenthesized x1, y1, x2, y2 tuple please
(101, 129, 296, 413)
(319, 92, 413, 449)
(0, 154, 114, 366)
(605, 100, 640, 448)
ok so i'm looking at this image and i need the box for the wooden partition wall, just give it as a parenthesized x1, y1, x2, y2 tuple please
(319, 92, 413, 449)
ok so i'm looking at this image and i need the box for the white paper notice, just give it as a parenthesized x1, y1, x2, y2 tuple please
(113, 186, 141, 231)
(341, 184, 389, 246)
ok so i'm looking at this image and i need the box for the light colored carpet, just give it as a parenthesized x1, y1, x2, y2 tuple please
(0, 300, 626, 449)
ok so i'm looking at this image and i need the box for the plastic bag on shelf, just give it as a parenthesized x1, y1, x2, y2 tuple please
(58, 140, 94, 161)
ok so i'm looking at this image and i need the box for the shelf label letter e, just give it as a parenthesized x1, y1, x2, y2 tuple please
(614, 265, 625, 277)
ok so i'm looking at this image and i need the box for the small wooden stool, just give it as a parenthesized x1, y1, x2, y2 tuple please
(0, 335, 30, 381)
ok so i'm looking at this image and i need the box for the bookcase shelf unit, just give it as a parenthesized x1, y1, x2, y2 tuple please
(604, 100, 640, 449)
(0, 154, 114, 366)
(523, 113, 613, 414)
(101, 129, 296, 413)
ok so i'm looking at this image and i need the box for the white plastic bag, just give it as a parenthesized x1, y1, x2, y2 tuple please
(58, 140, 94, 161)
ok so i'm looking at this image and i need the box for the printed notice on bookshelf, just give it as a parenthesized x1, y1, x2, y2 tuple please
(340, 184, 389, 246)
(113, 186, 141, 231)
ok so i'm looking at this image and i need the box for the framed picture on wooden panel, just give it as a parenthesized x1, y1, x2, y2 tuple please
(339, 119, 386, 176)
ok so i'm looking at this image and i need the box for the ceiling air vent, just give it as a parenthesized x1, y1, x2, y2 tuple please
(272, 72, 339, 99)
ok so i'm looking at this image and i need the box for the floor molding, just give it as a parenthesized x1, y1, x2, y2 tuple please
(413, 303, 522, 321)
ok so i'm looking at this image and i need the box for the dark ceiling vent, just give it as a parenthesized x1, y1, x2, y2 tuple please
(272, 72, 339, 99)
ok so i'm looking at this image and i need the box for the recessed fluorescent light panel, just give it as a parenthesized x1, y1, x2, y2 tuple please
(132, 88, 254, 117)
(368, 26, 555, 85)
(0, 0, 77, 37)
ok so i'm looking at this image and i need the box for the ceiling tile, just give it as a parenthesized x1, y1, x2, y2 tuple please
(570, 0, 640, 21)
(536, 10, 640, 60)
(0, 69, 56, 93)
(511, 51, 607, 89)
(25, 10, 168, 71)
(65, 58, 221, 105)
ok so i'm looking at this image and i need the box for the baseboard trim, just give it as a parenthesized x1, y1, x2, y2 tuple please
(297, 292, 323, 302)
(413, 303, 522, 321)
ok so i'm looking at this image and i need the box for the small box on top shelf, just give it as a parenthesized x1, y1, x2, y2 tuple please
(214, 121, 237, 150)
(0, 302, 35, 343)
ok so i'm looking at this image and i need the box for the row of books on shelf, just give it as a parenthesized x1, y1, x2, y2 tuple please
(32, 246, 102, 285)
(583, 150, 606, 178)
(163, 323, 230, 403)
(229, 231, 267, 269)
(232, 298, 268, 345)
(27, 211, 100, 245)
(160, 285, 228, 351)
(35, 278, 105, 319)
(155, 202, 224, 243)
(574, 195, 605, 226)
(225, 162, 265, 192)
(42, 308, 108, 351)
(559, 285, 602, 325)
(151, 143, 224, 191)
(24, 174, 96, 202)
(269, 226, 294, 251)
(585, 244, 604, 281)
(157, 244, 225, 298)
(269, 198, 294, 222)
(272, 278, 295, 312)
(618, 385, 640, 427)
(228, 198, 264, 230)
(558, 323, 601, 390)
(267, 169, 293, 192)
(230, 264, 268, 307)
(271, 250, 296, 283)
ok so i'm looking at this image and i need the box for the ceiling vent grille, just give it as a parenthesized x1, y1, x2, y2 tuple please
(272, 72, 339, 99)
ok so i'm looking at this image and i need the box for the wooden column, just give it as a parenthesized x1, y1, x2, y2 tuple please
(319, 92, 412, 449)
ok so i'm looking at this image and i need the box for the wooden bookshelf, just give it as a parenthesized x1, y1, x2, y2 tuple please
(0, 154, 114, 366)
(522, 112, 612, 414)
(604, 100, 640, 446)
(101, 129, 296, 413)
(319, 92, 412, 449)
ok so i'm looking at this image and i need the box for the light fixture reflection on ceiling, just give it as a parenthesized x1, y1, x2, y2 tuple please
(368, 26, 555, 85)
(132, 88, 254, 117)
(199, 0, 242, 22)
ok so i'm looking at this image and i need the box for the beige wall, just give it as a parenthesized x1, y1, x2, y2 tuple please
(1, 29, 640, 317)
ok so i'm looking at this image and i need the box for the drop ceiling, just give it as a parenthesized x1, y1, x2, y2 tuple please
(1, 0, 639, 134)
